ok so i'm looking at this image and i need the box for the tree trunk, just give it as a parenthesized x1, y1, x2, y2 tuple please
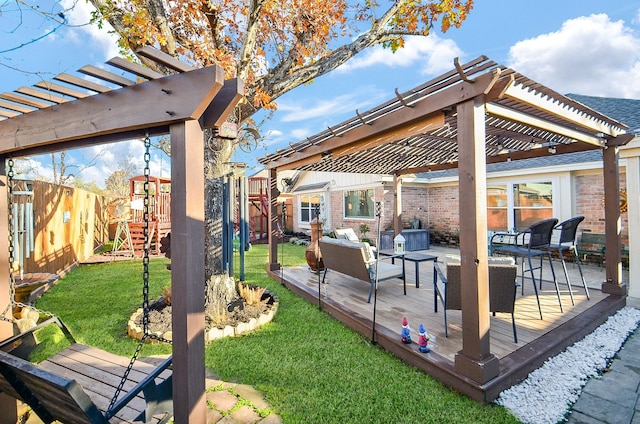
(203, 129, 236, 322)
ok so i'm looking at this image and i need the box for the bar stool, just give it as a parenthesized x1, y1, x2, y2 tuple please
(492, 218, 561, 319)
(548, 216, 589, 304)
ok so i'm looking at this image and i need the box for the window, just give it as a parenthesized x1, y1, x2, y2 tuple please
(487, 185, 508, 231)
(300, 193, 321, 223)
(487, 181, 554, 232)
(513, 182, 553, 229)
(344, 189, 374, 219)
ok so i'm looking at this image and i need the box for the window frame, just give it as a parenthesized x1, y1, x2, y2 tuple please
(487, 179, 557, 232)
(298, 192, 322, 225)
(343, 188, 376, 220)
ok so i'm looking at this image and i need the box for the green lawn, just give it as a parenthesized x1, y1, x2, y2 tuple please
(34, 244, 519, 423)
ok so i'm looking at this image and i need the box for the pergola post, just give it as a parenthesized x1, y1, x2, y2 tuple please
(267, 168, 281, 272)
(170, 120, 206, 423)
(393, 174, 402, 235)
(453, 96, 499, 383)
(0, 168, 17, 424)
(601, 145, 626, 295)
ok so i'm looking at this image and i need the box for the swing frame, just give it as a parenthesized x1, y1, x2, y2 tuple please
(0, 47, 244, 423)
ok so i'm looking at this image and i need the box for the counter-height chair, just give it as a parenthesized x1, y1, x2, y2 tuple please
(492, 218, 562, 319)
(548, 216, 590, 304)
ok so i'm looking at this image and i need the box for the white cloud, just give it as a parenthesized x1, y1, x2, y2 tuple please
(508, 14, 640, 98)
(61, 0, 120, 59)
(260, 128, 287, 148)
(337, 35, 463, 75)
(277, 85, 386, 123)
(17, 138, 171, 189)
(291, 128, 312, 139)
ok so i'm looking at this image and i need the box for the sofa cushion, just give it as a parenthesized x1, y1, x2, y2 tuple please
(335, 228, 359, 242)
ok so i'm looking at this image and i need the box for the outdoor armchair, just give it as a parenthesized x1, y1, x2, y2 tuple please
(434, 255, 519, 342)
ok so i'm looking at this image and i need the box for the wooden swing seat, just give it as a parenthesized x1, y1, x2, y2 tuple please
(0, 317, 173, 424)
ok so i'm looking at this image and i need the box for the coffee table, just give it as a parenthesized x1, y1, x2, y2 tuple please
(378, 250, 438, 288)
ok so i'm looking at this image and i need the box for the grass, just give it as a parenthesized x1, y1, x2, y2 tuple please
(33, 244, 518, 423)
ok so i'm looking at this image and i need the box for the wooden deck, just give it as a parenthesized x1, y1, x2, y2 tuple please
(269, 245, 627, 402)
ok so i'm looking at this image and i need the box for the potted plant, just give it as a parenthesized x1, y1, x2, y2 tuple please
(359, 223, 371, 244)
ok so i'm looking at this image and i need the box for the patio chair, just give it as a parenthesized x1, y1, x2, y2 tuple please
(433, 255, 519, 342)
(492, 218, 562, 319)
(548, 216, 590, 304)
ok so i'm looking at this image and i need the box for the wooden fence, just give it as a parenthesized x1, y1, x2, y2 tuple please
(12, 180, 109, 276)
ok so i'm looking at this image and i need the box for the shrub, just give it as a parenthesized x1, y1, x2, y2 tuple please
(238, 282, 267, 306)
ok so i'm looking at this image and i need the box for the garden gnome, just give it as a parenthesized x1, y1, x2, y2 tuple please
(418, 323, 430, 353)
(401, 316, 412, 344)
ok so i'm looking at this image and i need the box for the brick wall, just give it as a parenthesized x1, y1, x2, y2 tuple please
(302, 170, 629, 249)
(425, 185, 460, 244)
(575, 171, 628, 245)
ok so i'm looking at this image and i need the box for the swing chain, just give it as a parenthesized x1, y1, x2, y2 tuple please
(0, 159, 15, 322)
(1, 159, 53, 323)
(106, 333, 148, 416)
(108, 135, 156, 414)
(142, 135, 151, 336)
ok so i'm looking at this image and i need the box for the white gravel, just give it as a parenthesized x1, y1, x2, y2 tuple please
(494, 306, 640, 424)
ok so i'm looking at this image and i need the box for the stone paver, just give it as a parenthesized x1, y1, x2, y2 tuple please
(569, 392, 635, 423)
(567, 305, 640, 424)
(230, 405, 262, 424)
(581, 372, 639, 408)
(207, 390, 240, 412)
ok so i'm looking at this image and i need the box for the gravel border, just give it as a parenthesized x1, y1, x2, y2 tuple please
(495, 306, 640, 424)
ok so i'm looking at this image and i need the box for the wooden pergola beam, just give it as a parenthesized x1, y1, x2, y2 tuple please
(265, 69, 503, 170)
(454, 95, 499, 383)
(201, 78, 245, 128)
(0, 66, 225, 154)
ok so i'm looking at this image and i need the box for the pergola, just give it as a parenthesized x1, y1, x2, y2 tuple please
(0, 47, 244, 422)
(260, 56, 633, 389)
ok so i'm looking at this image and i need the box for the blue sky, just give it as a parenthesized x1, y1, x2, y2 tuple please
(2, 1, 640, 185)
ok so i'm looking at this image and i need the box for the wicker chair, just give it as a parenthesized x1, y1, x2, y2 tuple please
(548, 216, 590, 304)
(434, 256, 519, 343)
(491, 218, 561, 320)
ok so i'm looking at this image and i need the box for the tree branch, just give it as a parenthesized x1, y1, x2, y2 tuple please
(255, 0, 406, 104)
(237, 0, 268, 81)
(144, 0, 177, 55)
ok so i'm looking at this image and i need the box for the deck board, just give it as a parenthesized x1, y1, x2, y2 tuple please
(287, 263, 605, 361)
(273, 245, 625, 401)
